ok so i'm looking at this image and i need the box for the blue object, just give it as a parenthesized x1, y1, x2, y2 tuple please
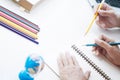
(19, 70, 34, 80)
(25, 56, 42, 73)
(19, 54, 44, 80)
(84, 42, 120, 46)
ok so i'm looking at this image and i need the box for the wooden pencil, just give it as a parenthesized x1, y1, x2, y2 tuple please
(0, 11, 38, 34)
(0, 21, 39, 44)
(84, 0, 105, 36)
(0, 6, 40, 31)
(0, 16, 38, 39)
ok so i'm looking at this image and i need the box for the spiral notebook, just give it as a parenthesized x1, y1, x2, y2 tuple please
(72, 45, 111, 80)
(71, 43, 120, 80)
(39, 33, 120, 80)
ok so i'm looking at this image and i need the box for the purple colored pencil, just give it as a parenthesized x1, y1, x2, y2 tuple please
(0, 6, 40, 31)
(0, 21, 39, 44)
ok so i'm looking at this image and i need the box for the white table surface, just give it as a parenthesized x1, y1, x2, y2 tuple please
(0, 0, 120, 80)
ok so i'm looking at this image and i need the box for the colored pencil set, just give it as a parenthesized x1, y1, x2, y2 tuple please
(0, 6, 40, 44)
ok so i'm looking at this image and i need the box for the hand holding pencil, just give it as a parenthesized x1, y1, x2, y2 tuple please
(96, 3, 120, 29)
(92, 34, 120, 66)
(84, 0, 105, 36)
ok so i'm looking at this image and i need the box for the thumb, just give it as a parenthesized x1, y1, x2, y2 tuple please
(84, 71, 91, 80)
(98, 10, 113, 17)
(95, 39, 111, 50)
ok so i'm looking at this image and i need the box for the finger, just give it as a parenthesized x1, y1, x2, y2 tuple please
(60, 54, 68, 66)
(96, 17, 106, 28)
(94, 4, 100, 14)
(94, 3, 108, 12)
(95, 39, 118, 58)
(95, 3, 110, 14)
(92, 43, 102, 55)
(65, 52, 74, 65)
(97, 47, 108, 56)
(72, 55, 79, 66)
(99, 34, 114, 42)
(96, 36, 119, 59)
(99, 47, 106, 56)
(57, 58, 63, 70)
(100, 35, 119, 50)
(95, 39, 112, 51)
(93, 45, 113, 61)
(93, 46, 106, 56)
(84, 71, 91, 80)
(102, 48, 107, 55)
(100, 3, 111, 10)
(93, 46, 104, 56)
(96, 3, 108, 10)
(95, 47, 101, 55)
(97, 3, 112, 16)
(98, 10, 114, 17)
(92, 47, 100, 55)
(92, 47, 96, 52)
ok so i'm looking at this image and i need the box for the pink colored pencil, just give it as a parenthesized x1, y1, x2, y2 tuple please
(0, 6, 40, 31)
(0, 11, 38, 34)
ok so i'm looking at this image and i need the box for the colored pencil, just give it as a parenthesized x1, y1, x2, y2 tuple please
(0, 16, 38, 39)
(0, 6, 40, 31)
(84, 42, 120, 47)
(0, 11, 38, 34)
(0, 21, 39, 44)
(84, 0, 105, 36)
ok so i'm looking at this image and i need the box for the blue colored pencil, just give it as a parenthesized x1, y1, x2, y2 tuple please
(0, 21, 39, 44)
(0, 6, 40, 31)
(84, 42, 120, 47)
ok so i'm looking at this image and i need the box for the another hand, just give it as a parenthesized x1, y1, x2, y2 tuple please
(57, 53, 90, 80)
(92, 34, 120, 66)
(95, 3, 120, 29)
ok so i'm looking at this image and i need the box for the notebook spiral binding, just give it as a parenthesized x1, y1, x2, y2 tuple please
(71, 45, 112, 80)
